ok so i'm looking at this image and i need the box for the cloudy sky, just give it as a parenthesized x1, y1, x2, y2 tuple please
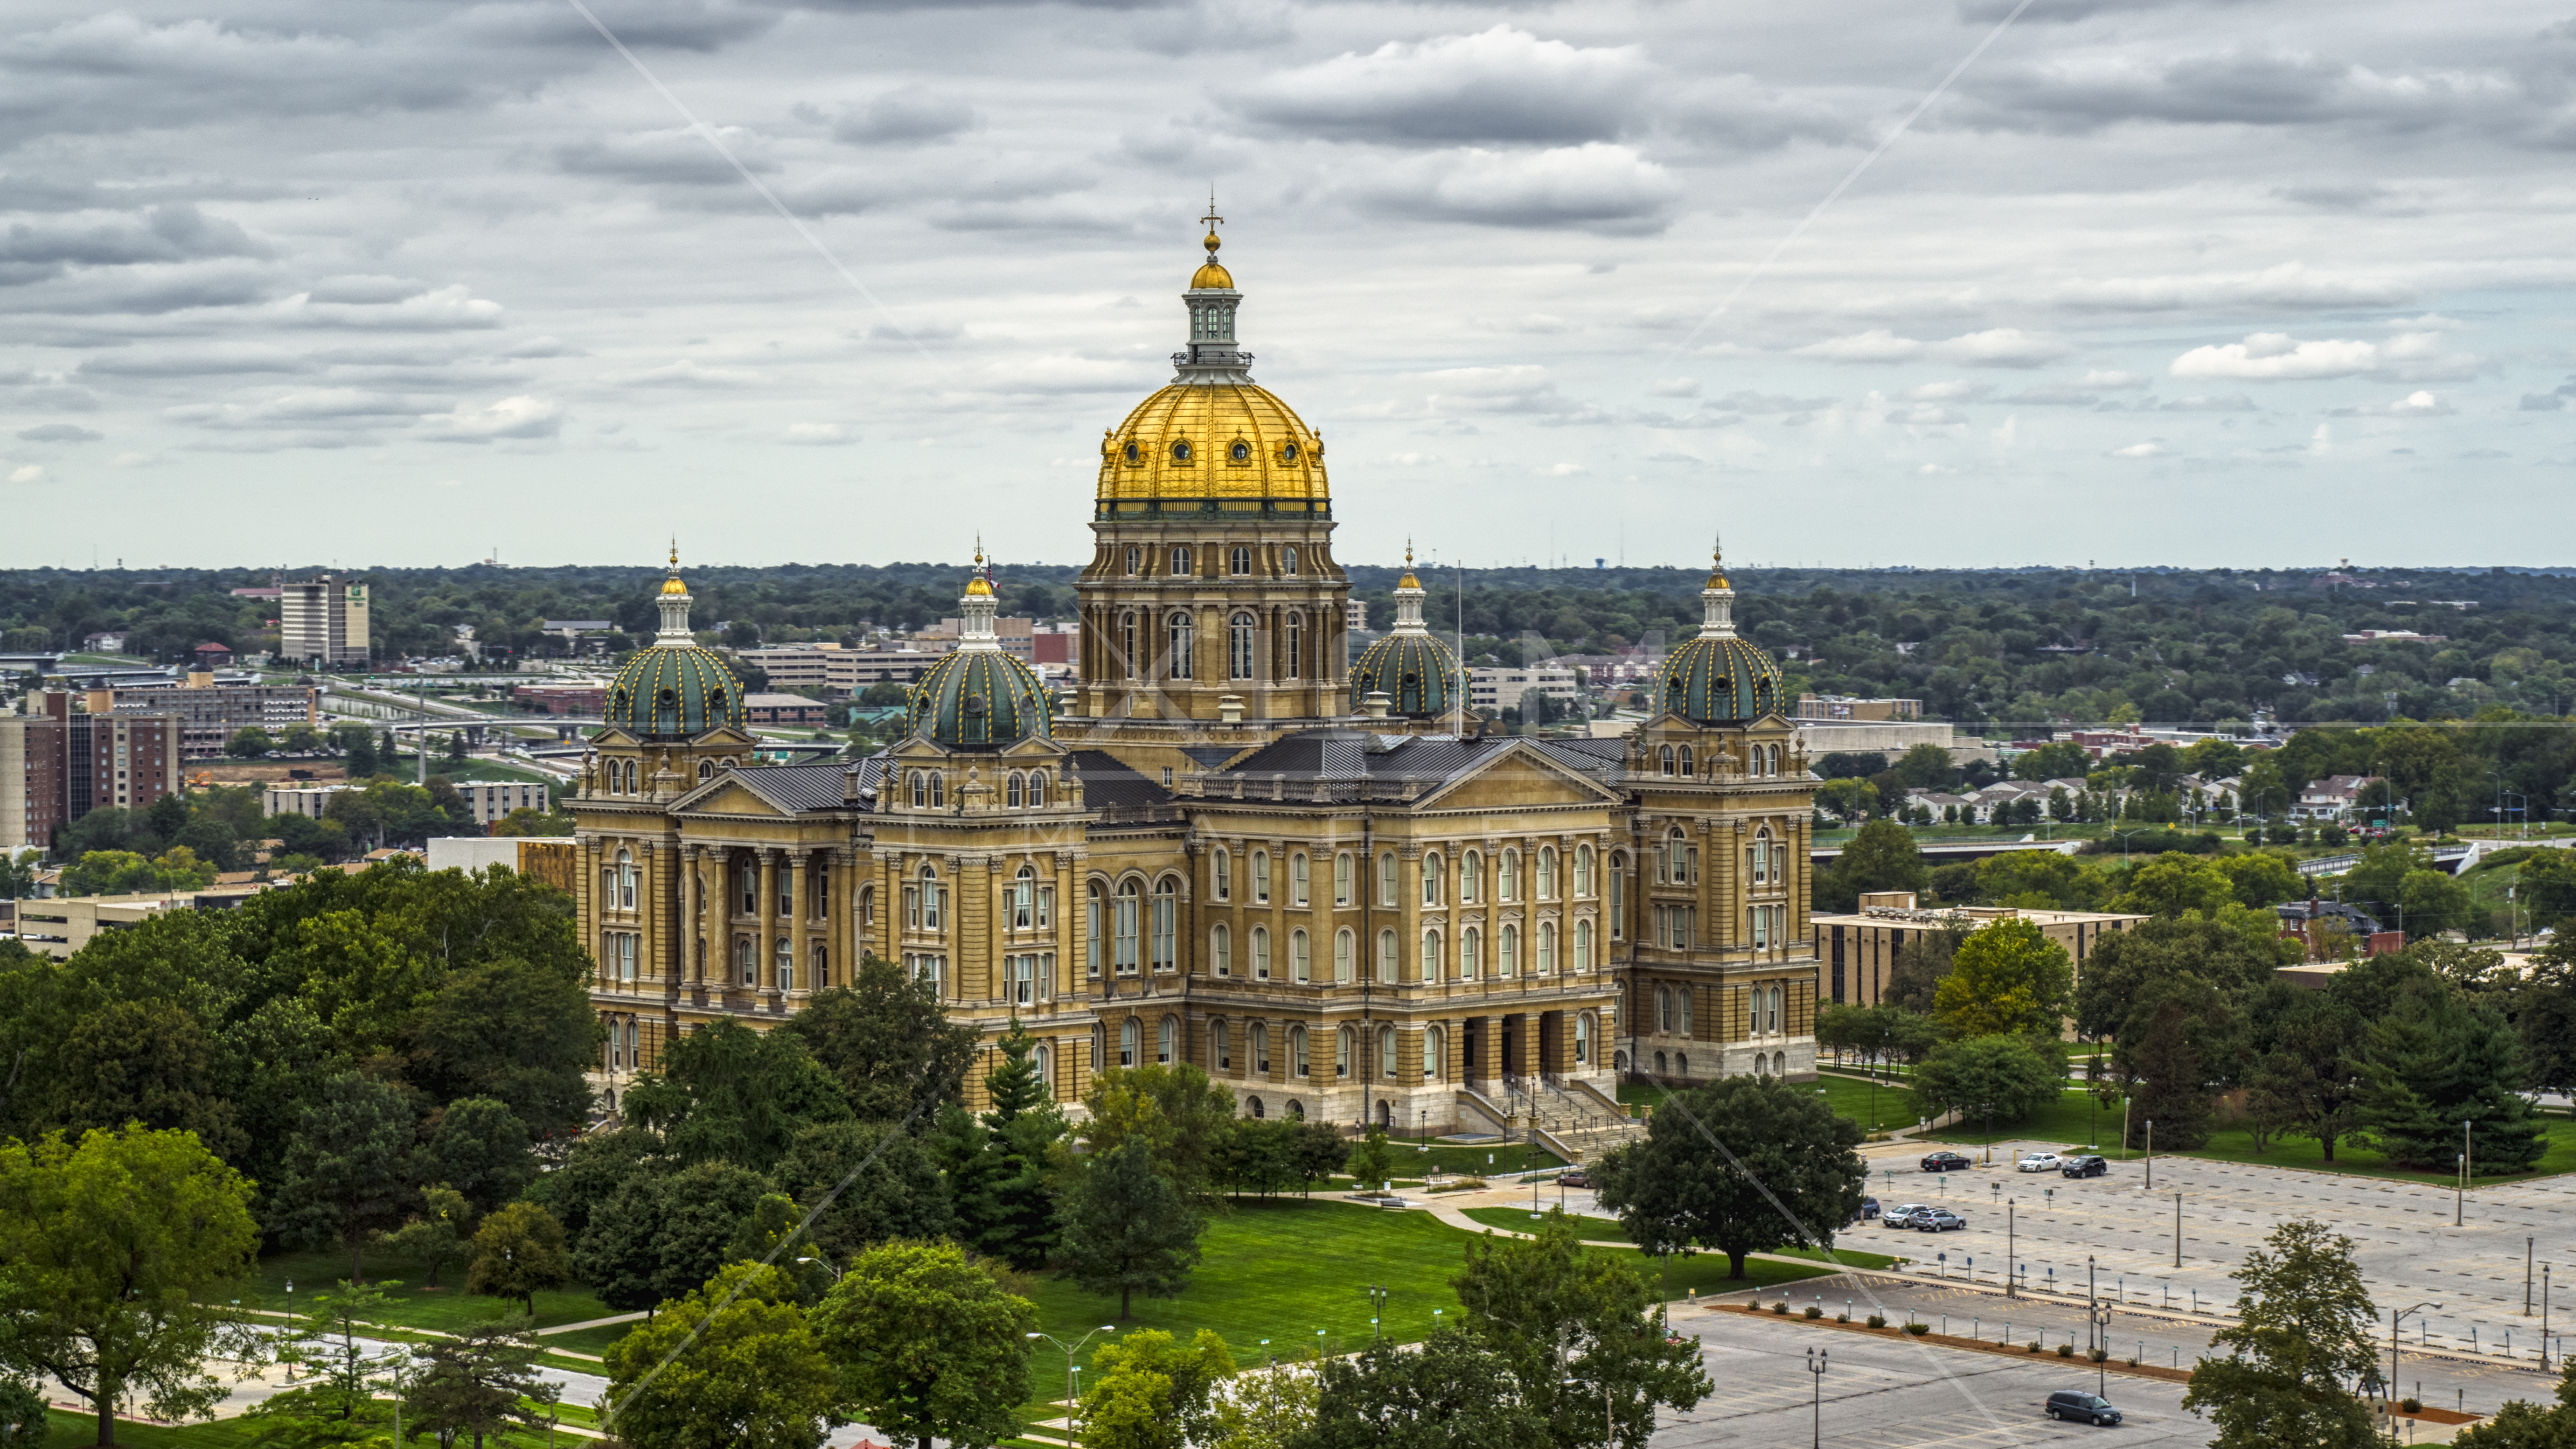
(4, 0, 2575, 572)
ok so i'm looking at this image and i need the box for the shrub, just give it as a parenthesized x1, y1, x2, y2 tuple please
(1903, 1323, 1929, 1337)
(2027, 1341, 2043, 1353)
(1772, 1302, 1790, 1315)
(1867, 1315, 1887, 1329)
(2056, 1343, 2075, 1358)
(1836, 1313, 1850, 1323)
(2089, 1348, 2107, 1364)
(1804, 1305, 1823, 1320)
(2402, 1398, 2422, 1414)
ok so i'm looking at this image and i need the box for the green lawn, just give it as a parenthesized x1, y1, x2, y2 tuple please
(249, 1246, 619, 1335)
(1018, 1199, 1836, 1384)
(1619, 1073, 1922, 1136)
(43, 1409, 564, 1447)
(1370, 1141, 1566, 1177)
(1455, 1207, 1901, 1271)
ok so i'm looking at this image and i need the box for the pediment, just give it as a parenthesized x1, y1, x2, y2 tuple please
(673, 779, 792, 817)
(1414, 741, 1624, 813)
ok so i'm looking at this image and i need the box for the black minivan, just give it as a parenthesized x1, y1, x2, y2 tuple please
(2046, 1390, 2122, 1425)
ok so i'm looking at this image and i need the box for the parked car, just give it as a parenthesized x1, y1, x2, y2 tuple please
(2016, 1152, 2064, 1173)
(1558, 1169, 1592, 1189)
(1858, 1196, 1881, 1220)
(2061, 1155, 2109, 1178)
(1913, 1208, 1965, 1233)
(1883, 1203, 1930, 1229)
(2046, 1391, 2122, 1425)
(1921, 1150, 1973, 1172)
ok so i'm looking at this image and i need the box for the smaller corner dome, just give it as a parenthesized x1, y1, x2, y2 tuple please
(908, 649, 1053, 750)
(1349, 633, 1460, 720)
(1191, 259, 1235, 290)
(1658, 634, 1782, 725)
(604, 645, 745, 738)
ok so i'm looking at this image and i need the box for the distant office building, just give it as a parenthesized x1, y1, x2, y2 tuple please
(1468, 665, 1579, 712)
(514, 683, 608, 716)
(1795, 693, 1921, 722)
(426, 835, 578, 890)
(83, 632, 129, 655)
(450, 780, 550, 826)
(0, 713, 65, 852)
(1032, 623, 1078, 669)
(265, 783, 355, 820)
(86, 674, 320, 758)
(738, 644, 864, 695)
(1, 695, 183, 848)
(1811, 892, 2144, 1010)
(743, 693, 833, 726)
(279, 575, 370, 666)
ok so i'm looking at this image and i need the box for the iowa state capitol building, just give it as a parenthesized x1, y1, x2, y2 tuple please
(568, 223, 1822, 1137)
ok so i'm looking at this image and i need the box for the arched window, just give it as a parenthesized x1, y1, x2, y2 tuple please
(1169, 545, 1193, 575)
(1213, 1020, 1232, 1072)
(1756, 1052, 1769, 1078)
(1290, 852, 1309, 906)
(929, 772, 945, 809)
(1679, 744, 1694, 777)
(1422, 852, 1443, 906)
(1230, 545, 1251, 575)
(1669, 827, 1692, 885)
(1086, 883, 1104, 977)
(1012, 864, 1035, 930)
(774, 936, 792, 990)
(624, 760, 638, 793)
(1660, 744, 1676, 776)
(1574, 918, 1594, 972)
(1007, 772, 1024, 808)
(1575, 1012, 1593, 1066)
(1251, 925, 1270, 980)
(1124, 545, 1141, 576)
(1377, 928, 1398, 984)
(1421, 928, 1441, 982)
(1151, 878, 1177, 971)
(1426, 1025, 1445, 1081)
(1252, 1021, 1270, 1075)
(1461, 850, 1481, 903)
(1775, 1050, 1788, 1077)
(1291, 1024, 1309, 1078)
(1212, 848, 1231, 902)
(1498, 924, 1519, 977)
(1211, 922, 1232, 977)
(1093, 1021, 1107, 1071)
(1167, 611, 1194, 680)
(1574, 843, 1594, 898)
(1378, 1024, 1396, 1080)
(1119, 1017, 1139, 1068)
(1751, 829, 1770, 886)
(1608, 854, 1624, 940)
(1283, 546, 1300, 575)
(1768, 984, 1783, 1034)
(1252, 850, 1270, 905)
(1248, 1094, 1265, 1118)
(1229, 612, 1256, 679)
(1500, 849, 1520, 902)
(1377, 851, 1397, 907)
(918, 864, 944, 930)
(1121, 612, 1138, 678)
(1033, 1043, 1051, 1091)
(1657, 986, 1673, 1032)
(1654, 1050, 1668, 1075)
(1114, 880, 1140, 973)
(1290, 929, 1310, 983)
(697, 759, 714, 781)
(1461, 926, 1480, 979)
(1335, 1025, 1353, 1079)
(1333, 852, 1353, 906)
(1678, 987, 1694, 1036)
(1537, 920, 1557, 975)
(1333, 928, 1354, 984)
(1158, 1016, 1177, 1066)
(1028, 771, 1047, 808)
(1536, 846, 1556, 900)
(1284, 612, 1302, 679)
(615, 849, 636, 911)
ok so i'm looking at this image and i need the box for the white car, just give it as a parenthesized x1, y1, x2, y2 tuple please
(2015, 1152, 2064, 1173)
(1882, 1203, 1933, 1228)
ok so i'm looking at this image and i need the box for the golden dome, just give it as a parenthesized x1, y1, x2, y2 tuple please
(963, 575, 995, 597)
(1191, 259, 1235, 289)
(1097, 383, 1329, 512)
(660, 541, 689, 594)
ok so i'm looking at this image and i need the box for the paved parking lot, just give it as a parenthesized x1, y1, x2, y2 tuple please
(1843, 1142, 2576, 1362)
(1650, 1302, 2208, 1447)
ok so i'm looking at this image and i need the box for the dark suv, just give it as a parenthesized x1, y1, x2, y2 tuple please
(2060, 1155, 2109, 1178)
(2046, 1390, 2121, 1425)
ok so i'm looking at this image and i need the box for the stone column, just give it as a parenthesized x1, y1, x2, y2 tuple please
(791, 851, 814, 997)
(677, 846, 699, 986)
(757, 848, 778, 996)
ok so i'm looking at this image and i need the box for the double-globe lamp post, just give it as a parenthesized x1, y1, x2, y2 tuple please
(1025, 1326, 1118, 1433)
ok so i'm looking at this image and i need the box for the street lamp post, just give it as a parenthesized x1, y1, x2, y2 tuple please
(2391, 1303, 2443, 1442)
(1025, 1325, 1119, 1429)
(1805, 1347, 1828, 1449)
(2174, 1191, 2182, 1270)
(2006, 1199, 2017, 1299)
(2144, 1120, 2154, 1188)
(1365, 1284, 1390, 1342)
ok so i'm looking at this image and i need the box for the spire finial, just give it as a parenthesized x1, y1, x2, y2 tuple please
(1713, 532, 1723, 569)
(1201, 188, 1223, 255)
(1406, 537, 1414, 568)
(669, 536, 679, 570)
(974, 532, 984, 567)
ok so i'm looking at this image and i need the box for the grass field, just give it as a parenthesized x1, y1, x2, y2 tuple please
(1454, 1207, 1903, 1272)
(42, 1409, 567, 1447)
(1619, 1072, 1923, 1136)
(249, 1246, 619, 1335)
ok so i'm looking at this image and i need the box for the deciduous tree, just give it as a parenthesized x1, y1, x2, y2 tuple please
(809, 1238, 1037, 1449)
(1059, 1136, 1204, 1317)
(464, 1202, 571, 1317)
(1448, 1215, 1712, 1448)
(375, 1185, 476, 1289)
(271, 1071, 422, 1283)
(602, 1263, 835, 1449)
(1933, 918, 2073, 1039)
(1078, 1329, 1235, 1449)
(778, 957, 978, 1125)
(1292, 1329, 1547, 1449)
(2183, 1221, 2379, 1449)
(1593, 1078, 1864, 1280)
(1912, 1035, 2064, 1136)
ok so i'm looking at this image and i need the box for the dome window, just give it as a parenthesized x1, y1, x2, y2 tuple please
(1283, 443, 1299, 462)
(1124, 442, 1140, 462)
(709, 688, 727, 714)
(1229, 440, 1250, 461)
(1171, 441, 1192, 461)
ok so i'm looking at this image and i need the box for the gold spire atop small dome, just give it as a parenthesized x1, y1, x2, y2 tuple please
(661, 539, 689, 594)
(1706, 535, 1729, 591)
(1191, 193, 1233, 289)
(1398, 540, 1419, 590)
(963, 540, 995, 597)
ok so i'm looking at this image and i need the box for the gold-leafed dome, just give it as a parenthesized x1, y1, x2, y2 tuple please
(660, 542, 689, 593)
(1098, 384, 1328, 511)
(1191, 259, 1234, 289)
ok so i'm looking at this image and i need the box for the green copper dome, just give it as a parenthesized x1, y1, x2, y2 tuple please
(1657, 634, 1781, 725)
(1350, 632, 1459, 719)
(606, 645, 745, 738)
(908, 649, 1052, 749)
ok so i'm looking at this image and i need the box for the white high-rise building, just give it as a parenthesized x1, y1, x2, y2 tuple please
(278, 575, 370, 666)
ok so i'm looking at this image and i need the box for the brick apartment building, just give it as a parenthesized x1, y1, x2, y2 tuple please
(0, 692, 185, 851)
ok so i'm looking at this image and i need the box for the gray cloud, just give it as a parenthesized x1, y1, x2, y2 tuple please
(1233, 27, 1650, 146)
(819, 86, 977, 145)
(1351, 144, 1679, 235)
(17, 421, 99, 441)
(555, 128, 777, 187)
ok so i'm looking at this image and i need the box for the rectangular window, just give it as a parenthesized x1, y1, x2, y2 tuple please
(924, 885, 944, 931)
(1292, 932, 1310, 983)
(1115, 895, 1139, 974)
(1214, 850, 1231, 902)
(1378, 853, 1396, 908)
(1252, 929, 1270, 981)
(1334, 854, 1351, 907)
(1213, 927, 1232, 978)
(1291, 854, 1309, 907)
(1086, 896, 1103, 977)
(1152, 893, 1176, 972)
(1253, 851, 1271, 905)
(1014, 956, 1035, 1006)
(1687, 847, 1699, 885)
(1686, 906, 1698, 948)
(1037, 885, 1054, 929)
(1609, 869, 1623, 940)
(904, 885, 919, 930)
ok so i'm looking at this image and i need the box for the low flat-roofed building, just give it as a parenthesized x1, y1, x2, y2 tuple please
(12, 882, 274, 960)
(425, 836, 578, 892)
(265, 783, 356, 819)
(1809, 892, 2146, 1012)
(743, 693, 833, 726)
(451, 779, 550, 826)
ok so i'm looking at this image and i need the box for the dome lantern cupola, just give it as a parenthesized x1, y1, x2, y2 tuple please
(1656, 537, 1783, 725)
(907, 547, 1054, 750)
(1350, 541, 1461, 722)
(601, 543, 747, 739)
(1177, 195, 1247, 382)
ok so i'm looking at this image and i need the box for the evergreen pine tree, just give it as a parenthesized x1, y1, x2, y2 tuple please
(2358, 980, 2546, 1171)
(979, 1018, 1065, 1269)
